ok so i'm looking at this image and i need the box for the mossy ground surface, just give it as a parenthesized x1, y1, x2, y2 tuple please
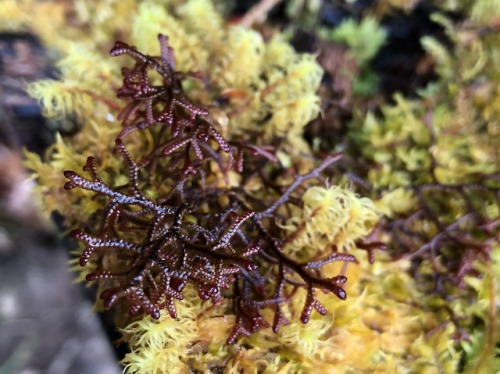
(0, 1, 498, 373)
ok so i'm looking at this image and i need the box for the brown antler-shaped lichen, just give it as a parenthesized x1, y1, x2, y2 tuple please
(388, 181, 499, 287)
(351, 99, 500, 293)
(110, 36, 229, 176)
(64, 34, 378, 343)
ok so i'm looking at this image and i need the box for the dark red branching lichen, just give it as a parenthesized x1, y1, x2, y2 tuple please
(350, 110, 500, 293)
(64, 35, 374, 343)
(387, 182, 499, 289)
(343, 100, 499, 295)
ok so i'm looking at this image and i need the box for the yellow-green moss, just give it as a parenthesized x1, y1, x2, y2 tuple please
(348, 5, 500, 373)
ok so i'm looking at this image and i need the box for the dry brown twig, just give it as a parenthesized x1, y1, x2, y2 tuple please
(239, 0, 284, 28)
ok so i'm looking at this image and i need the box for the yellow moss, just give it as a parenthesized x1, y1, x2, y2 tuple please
(460, 245, 500, 372)
(263, 36, 297, 75)
(121, 286, 201, 374)
(212, 27, 264, 88)
(409, 324, 461, 374)
(281, 186, 379, 259)
(268, 93, 321, 138)
(0, 0, 67, 47)
(374, 187, 417, 217)
(278, 318, 333, 361)
(178, 0, 224, 54)
(28, 80, 94, 120)
(470, 0, 500, 23)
